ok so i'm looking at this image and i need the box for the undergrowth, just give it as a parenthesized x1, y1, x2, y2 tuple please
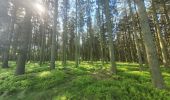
(0, 61, 170, 100)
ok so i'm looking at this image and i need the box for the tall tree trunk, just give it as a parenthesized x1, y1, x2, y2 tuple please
(62, 0, 68, 67)
(50, 0, 58, 69)
(87, 0, 93, 63)
(39, 22, 45, 66)
(105, 0, 117, 74)
(97, 0, 104, 66)
(15, 8, 32, 75)
(75, 0, 80, 67)
(135, 0, 165, 89)
(1, 0, 14, 68)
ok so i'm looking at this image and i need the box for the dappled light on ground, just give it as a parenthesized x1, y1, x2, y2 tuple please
(0, 62, 170, 100)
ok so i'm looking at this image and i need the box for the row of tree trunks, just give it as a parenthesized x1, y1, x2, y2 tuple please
(128, 0, 143, 70)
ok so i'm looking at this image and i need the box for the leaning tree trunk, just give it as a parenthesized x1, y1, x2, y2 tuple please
(15, 8, 32, 75)
(135, 0, 165, 89)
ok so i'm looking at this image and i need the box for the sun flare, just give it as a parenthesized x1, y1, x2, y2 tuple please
(35, 3, 45, 14)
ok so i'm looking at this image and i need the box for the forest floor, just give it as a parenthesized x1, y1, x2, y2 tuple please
(0, 61, 170, 100)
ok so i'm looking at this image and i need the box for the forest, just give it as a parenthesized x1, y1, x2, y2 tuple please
(0, 0, 170, 99)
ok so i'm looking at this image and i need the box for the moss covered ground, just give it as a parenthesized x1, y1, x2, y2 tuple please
(0, 61, 170, 100)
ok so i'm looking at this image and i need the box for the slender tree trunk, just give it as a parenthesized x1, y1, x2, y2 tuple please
(50, 0, 58, 69)
(97, 0, 104, 66)
(87, 0, 93, 64)
(2, 0, 15, 68)
(62, 0, 68, 67)
(105, 0, 117, 74)
(75, 0, 80, 67)
(40, 23, 45, 66)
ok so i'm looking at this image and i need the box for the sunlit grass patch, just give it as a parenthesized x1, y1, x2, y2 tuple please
(162, 72, 170, 77)
(38, 71, 51, 77)
(118, 67, 128, 71)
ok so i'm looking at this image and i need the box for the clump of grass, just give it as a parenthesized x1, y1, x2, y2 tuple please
(71, 75, 95, 88)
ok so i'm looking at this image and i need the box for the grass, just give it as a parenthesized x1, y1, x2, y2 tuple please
(0, 61, 170, 100)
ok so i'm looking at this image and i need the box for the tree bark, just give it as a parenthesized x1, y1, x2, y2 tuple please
(62, 0, 68, 68)
(75, 0, 80, 67)
(15, 8, 32, 75)
(135, 0, 165, 89)
(50, 0, 58, 69)
(105, 0, 117, 74)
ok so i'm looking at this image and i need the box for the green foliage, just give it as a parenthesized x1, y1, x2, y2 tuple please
(71, 75, 95, 87)
(0, 62, 170, 100)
